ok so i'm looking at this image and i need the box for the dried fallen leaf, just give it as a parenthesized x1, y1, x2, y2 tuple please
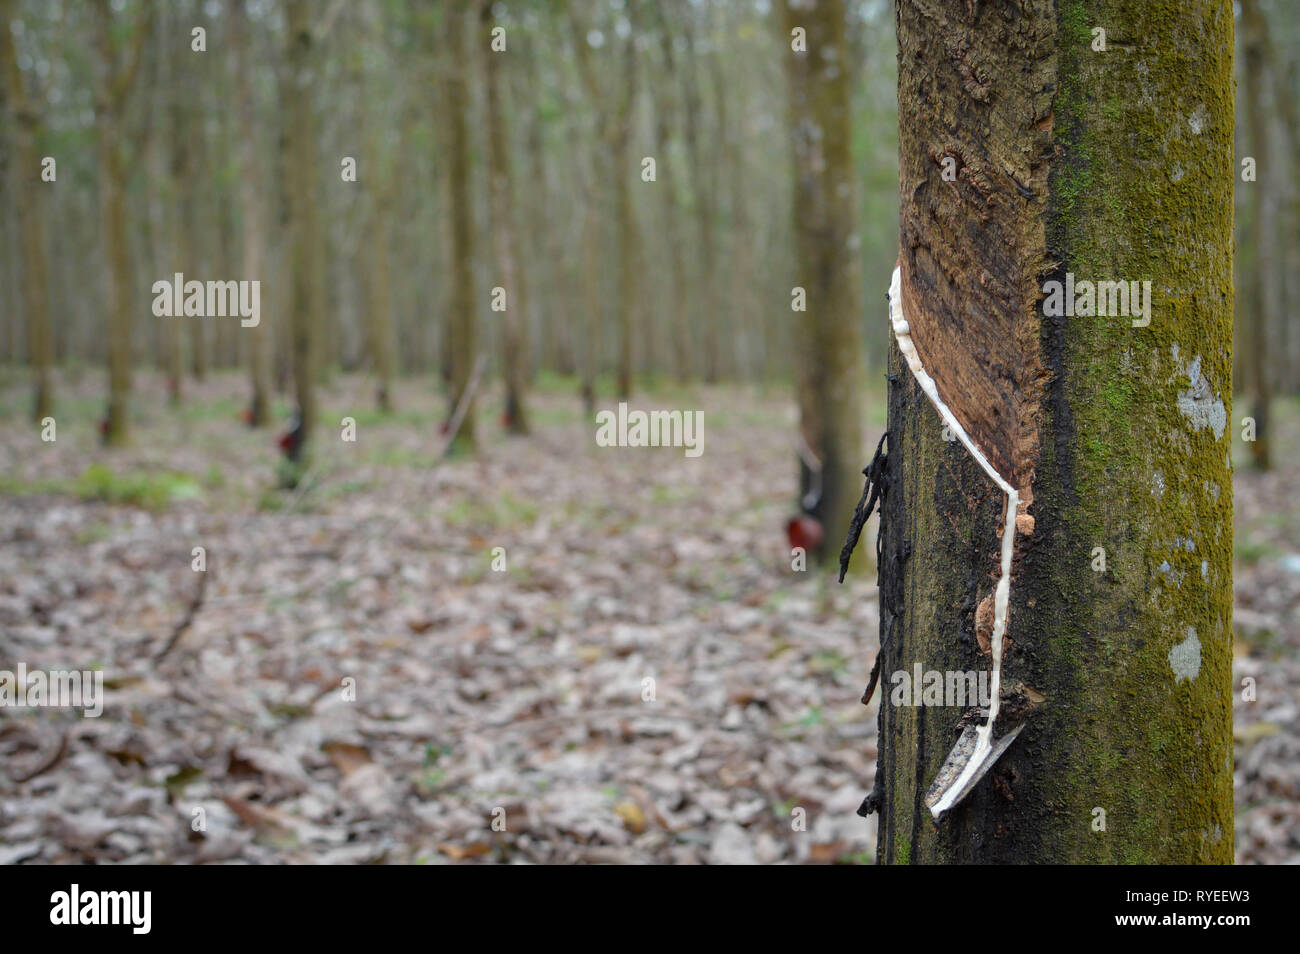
(322, 741, 372, 778)
(437, 841, 491, 860)
(614, 800, 646, 834)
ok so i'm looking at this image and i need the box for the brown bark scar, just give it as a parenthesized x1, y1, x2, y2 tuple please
(898, 0, 1056, 514)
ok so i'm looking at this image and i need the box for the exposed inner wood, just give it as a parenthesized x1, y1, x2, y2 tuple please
(896, 0, 1057, 504)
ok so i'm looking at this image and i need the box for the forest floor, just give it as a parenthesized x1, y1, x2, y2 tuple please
(0, 368, 1296, 864)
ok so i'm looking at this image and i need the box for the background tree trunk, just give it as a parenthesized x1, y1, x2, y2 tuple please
(1241, 0, 1275, 470)
(875, 0, 1235, 863)
(781, 0, 864, 565)
(168, 40, 199, 398)
(145, 6, 182, 405)
(91, 0, 148, 447)
(609, 18, 639, 401)
(443, 3, 477, 449)
(680, 5, 719, 383)
(283, 0, 322, 467)
(482, 2, 530, 434)
(358, 0, 397, 414)
(231, 0, 271, 427)
(653, 13, 694, 382)
(0, 0, 54, 422)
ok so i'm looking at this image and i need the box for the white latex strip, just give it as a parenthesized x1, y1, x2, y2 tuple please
(887, 266, 1020, 818)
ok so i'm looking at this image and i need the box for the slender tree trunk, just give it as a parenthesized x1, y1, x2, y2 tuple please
(725, 100, 754, 382)
(0, 0, 54, 421)
(1241, 0, 1273, 470)
(611, 28, 639, 401)
(283, 0, 321, 468)
(579, 160, 601, 417)
(569, 5, 638, 402)
(157, 140, 183, 401)
(231, 0, 271, 426)
(873, 0, 1234, 863)
(169, 71, 201, 394)
(364, 178, 397, 413)
(1254, 20, 1300, 394)
(522, 45, 556, 380)
(708, 32, 735, 380)
(91, 0, 147, 447)
(482, 3, 529, 434)
(654, 18, 693, 382)
(612, 128, 639, 401)
(144, 8, 180, 401)
(680, 7, 719, 383)
(356, 0, 396, 413)
(0, 114, 13, 367)
(443, 4, 477, 448)
(781, 0, 864, 564)
(183, 136, 206, 381)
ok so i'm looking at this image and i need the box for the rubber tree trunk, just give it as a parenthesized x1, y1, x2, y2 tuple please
(680, 8, 719, 384)
(168, 57, 200, 398)
(0, 1, 54, 422)
(363, 174, 397, 414)
(91, 0, 143, 447)
(781, 0, 865, 565)
(481, 2, 530, 434)
(443, 4, 477, 449)
(611, 28, 639, 401)
(178, 110, 205, 383)
(1241, 0, 1274, 470)
(144, 7, 182, 406)
(357, 1, 396, 414)
(579, 161, 601, 417)
(874, 0, 1234, 863)
(284, 0, 322, 467)
(231, 0, 271, 427)
(653, 15, 694, 382)
(524, 53, 559, 382)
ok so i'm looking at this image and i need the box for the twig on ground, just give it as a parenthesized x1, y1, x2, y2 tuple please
(155, 563, 210, 662)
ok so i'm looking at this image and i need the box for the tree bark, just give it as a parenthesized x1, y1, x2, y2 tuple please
(357, 0, 396, 413)
(91, 0, 149, 447)
(0, 0, 54, 422)
(607, 17, 640, 400)
(578, 157, 601, 416)
(144, 6, 182, 402)
(874, 0, 1235, 863)
(1241, 0, 1274, 470)
(680, 5, 719, 383)
(781, 0, 865, 565)
(168, 46, 200, 396)
(443, 3, 477, 448)
(231, 0, 271, 427)
(283, 0, 322, 467)
(521, 43, 557, 380)
(653, 14, 694, 382)
(481, 2, 529, 434)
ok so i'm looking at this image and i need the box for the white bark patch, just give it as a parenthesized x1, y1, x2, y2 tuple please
(1171, 347, 1226, 440)
(889, 267, 1021, 818)
(1168, 626, 1202, 683)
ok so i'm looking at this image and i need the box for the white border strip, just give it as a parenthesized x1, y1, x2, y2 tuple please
(888, 266, 1019, 817)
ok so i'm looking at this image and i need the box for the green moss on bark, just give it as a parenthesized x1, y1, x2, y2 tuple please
(879, 0, 1234, 863)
